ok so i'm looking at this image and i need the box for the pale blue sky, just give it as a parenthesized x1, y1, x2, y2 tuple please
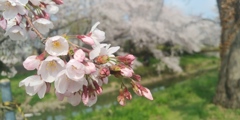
(164, 0, 218, 19)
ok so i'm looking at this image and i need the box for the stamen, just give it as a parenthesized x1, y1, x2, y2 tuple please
(46, 61, 57, 71)
(52, 41, 61, 49)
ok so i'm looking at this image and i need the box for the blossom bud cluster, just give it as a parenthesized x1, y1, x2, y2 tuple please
(19, 22, 153, 106)
(0, 0, 153, 107)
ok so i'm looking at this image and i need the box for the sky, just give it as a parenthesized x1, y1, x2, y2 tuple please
(164, 0, 218, 19)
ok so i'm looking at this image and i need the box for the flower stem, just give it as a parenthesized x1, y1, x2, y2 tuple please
(24, 15, 46, 43)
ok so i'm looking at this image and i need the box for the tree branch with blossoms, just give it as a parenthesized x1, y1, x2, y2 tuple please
(0, 0, 153, 107)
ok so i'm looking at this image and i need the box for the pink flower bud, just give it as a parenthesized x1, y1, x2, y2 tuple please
(117, 89, 125, 106)
(131, 74, 141, 82)
(131, 82, 153, 100)
(36, 52, 45, 60)
(142, 87, 153, 100)
(77, 35, 95, 45)
(123, 88, 132, 100)
(118, 54, 135, 65)
(53, 0, 63, 5)
(74, 49, 85, 62)
(117, 95, 125, 106)
(99, 67, 110, 78)
(94, 55, 109, 64)
(82, 86, 89, 105)
(41, 11, 50, 19)
(120, 67, 133, 77)
(93, 81, 102, 95)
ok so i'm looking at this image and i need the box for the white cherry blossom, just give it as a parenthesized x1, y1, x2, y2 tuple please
(33, 18, 54, 34)
(19, 75, 47, 99)
(42, 0, 59, 14)
(55, 70, 87, 94)
(74, 49, 85, 62)
(67, 93, 82, 106)
(77, 22, 105, 46)
(38, 56, 65, 83)
(5, 25, 28, 40)
(66, 59, 85, 81)
(90, 22, 105, 44)
(23, 55, 41, 70)
(89, 44, 120, 60)
(45, 36, 69, 56)
(1, 0, 27, 19)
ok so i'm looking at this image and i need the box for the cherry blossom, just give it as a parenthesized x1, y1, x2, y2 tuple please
(23, 55, 41, 70)
(45, 36, 69, 56)
(1, 0, 27, 19)
(77, 22, 105, 46)
(19, 75, 47, 99)
(55, 70, 87, 94)
(90, 22, 106, 44)
(67, 92, 82, 106)
(38, 56, 65, 82)
(42, 0, 59, 14)
(66, 59, 85, 81)
(5, 25, 28, 40)
(33, 18, 54, 34)
(89, 44, 120, 60)
(74, 49, 85, 62)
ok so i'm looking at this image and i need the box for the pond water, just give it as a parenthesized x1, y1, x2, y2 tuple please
(26, 75, 186, 120)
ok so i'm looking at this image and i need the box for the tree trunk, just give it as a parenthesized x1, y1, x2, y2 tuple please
(213, 0, 240, 108)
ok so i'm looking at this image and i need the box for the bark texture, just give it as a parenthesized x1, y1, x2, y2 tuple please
(213, 0, 240, 108)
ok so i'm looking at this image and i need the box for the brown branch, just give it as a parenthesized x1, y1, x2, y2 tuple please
(0, 36, 9, 45)
(24, 15, 46, 43)
(80, 47, 91, 53)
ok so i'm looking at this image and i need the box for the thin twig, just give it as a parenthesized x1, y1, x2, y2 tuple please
(24, 15, 46, 43)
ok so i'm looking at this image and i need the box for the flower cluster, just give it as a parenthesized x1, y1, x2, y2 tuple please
(20, 22, 153, 106)
(0, 0, 153, 107)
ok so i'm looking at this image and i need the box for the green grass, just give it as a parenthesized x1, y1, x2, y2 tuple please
(180, 53, 218, 71)
(0, 53, 219, 107)
(73, 69, 240, 120)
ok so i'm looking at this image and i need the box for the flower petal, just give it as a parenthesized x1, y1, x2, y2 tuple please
(38, 83, 47, 99)
(68, 93, 81, 106)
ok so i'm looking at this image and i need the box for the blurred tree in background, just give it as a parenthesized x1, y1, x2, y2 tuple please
(0, 0, 220, 77)
(214, 0, 240, 108)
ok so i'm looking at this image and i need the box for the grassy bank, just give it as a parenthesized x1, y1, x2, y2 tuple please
(73, 69, 240, 120)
